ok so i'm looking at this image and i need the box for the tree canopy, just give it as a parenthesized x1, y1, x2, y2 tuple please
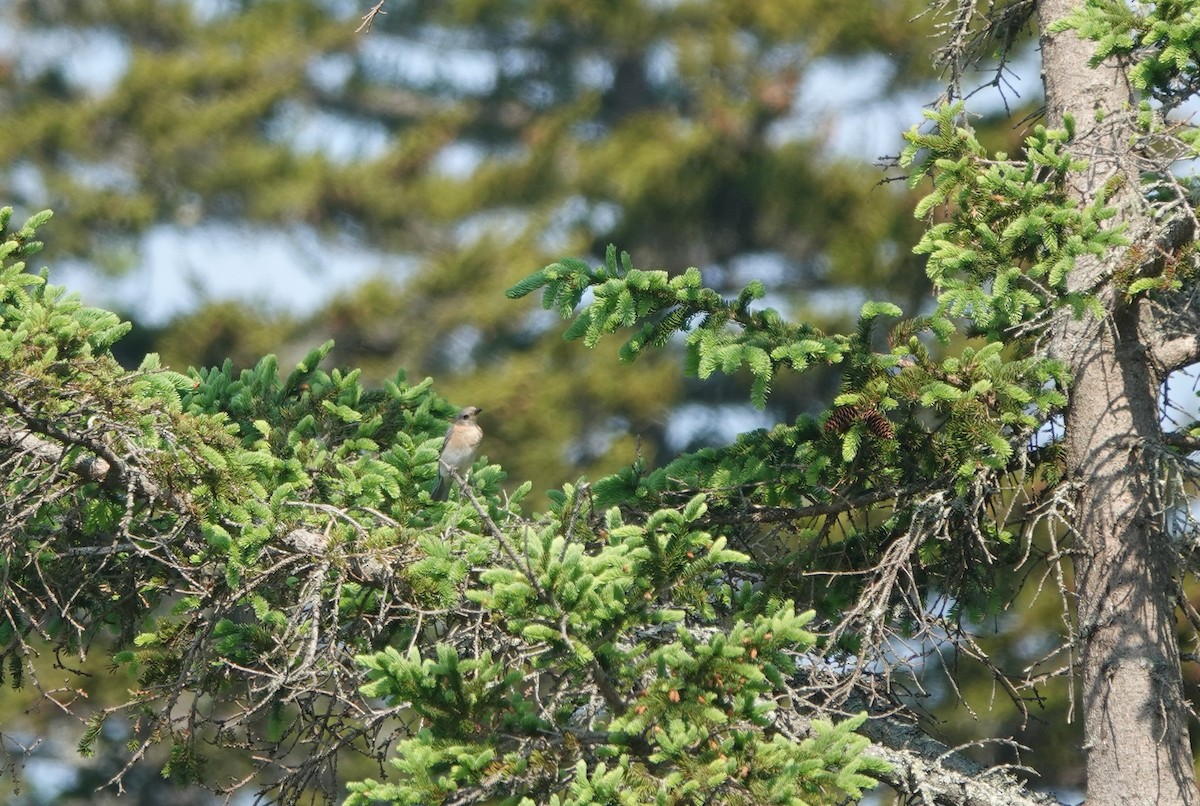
(4, 1, 1200, 806)
(0, 0, 946, 504)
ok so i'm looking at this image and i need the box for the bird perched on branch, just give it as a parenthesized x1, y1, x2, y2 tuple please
(431, 406, 483, 501)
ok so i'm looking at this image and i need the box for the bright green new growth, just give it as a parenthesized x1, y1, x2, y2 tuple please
(509, 245, 851, 411)
(1050, 0, 1200, 104)
(500, 96, 1135, 783)
(511, 113, 1085, 513)
(0, 206, 883, 804)
(0, 58, 1173, 806)
(348, 488, 884, 805)
(903, 104, 1121, 333)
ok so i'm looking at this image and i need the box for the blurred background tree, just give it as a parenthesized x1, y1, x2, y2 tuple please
(0, 0, 951, 496)
(0, 0, 1105, 803)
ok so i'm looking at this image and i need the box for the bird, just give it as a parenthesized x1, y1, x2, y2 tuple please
(431, 406, 483, 501)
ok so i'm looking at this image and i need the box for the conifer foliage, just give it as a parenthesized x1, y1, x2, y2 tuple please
(4, 1, 1200, 805)
(0, 208, 884, 803)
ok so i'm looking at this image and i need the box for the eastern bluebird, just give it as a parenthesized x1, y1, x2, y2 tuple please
(431, 406, 483, 501)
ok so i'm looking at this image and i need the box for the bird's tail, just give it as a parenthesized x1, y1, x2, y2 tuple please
(431, 475, 448, 501)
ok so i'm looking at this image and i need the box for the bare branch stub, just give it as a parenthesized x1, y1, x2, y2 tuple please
(356, 1, 386, 34)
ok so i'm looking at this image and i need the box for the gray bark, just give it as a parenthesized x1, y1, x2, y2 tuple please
(859, 714, 1063, 806)
(1038, 1, 1199, 803)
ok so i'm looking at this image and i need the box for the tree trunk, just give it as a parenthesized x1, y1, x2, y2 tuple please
(1038, 1, 1198, 803)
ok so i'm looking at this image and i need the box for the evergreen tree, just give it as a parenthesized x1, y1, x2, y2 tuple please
(0, 0, 938, 501)
(2, 2, 1200, 806)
